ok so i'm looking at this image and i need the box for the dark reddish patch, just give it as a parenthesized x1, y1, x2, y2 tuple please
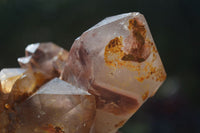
(78, 42, 88, 66)
(41, 124, 64, 133)
(54, 126, 65, 133)
(62, 41, 92, 88)
(122, 18, 151, 62)
(115, 120, 126, 128)
(89, 83, 139, 115)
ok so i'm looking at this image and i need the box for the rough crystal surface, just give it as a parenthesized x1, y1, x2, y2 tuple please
(0, 68, 40, 105)
(13, 78, 96, 133)
(18, 42, 69, 79)
(0, 68, 26, 118)
(62, 12, 166, 133)
(0, 68, 46, 133)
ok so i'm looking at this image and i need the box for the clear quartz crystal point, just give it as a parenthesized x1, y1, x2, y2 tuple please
(18, 42, 69, 79)
(62, 12, 166, 133)
(14, 78, 96, 133)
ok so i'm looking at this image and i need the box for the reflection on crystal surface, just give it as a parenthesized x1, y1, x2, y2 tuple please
(0, 68, 26, 94)
(17, 56, 32, 68)
(62, 12, 166, 133)
(18, 42, 69, 79)
(25, 43, 40, 55)
(14, 78, 96, 133)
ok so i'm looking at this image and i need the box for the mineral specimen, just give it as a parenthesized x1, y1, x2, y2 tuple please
(0, 12, 166, 133)
(18, 42, 69, 79)
(62, 12, 166, 133)
(14, 78, 96, 133)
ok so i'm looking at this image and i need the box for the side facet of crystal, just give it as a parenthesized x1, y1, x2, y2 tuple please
(13, 78, 96, 133)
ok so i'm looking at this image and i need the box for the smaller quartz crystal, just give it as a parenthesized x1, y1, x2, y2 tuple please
(0, 68, 46, 133)
(18, 42, 69, 79)
(0, 68, 41, 106)
(13, 78, 96, 133)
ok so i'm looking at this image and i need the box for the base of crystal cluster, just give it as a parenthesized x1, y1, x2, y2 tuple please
(0, 12, 166, 133)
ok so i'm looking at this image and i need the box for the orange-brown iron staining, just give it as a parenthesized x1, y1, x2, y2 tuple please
(104, 36, 124, 68)
(104, 35, 165, 82)
(135, 61, 166, 82)
(4, 103, 10, 110)
(41, 124, 64, 133)
(154, 68, 167, 82)
(142, 91, 149, 101)
(104, 36, 143, 70)
(115, 120, 126, 128)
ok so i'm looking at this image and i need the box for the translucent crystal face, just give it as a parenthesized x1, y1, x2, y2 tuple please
(18, 42, 69, 79)
(14, 78, 96, 133)
(62, 12, 166, 133)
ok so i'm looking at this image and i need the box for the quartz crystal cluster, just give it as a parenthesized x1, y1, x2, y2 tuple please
(0, 12, 166, 133)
